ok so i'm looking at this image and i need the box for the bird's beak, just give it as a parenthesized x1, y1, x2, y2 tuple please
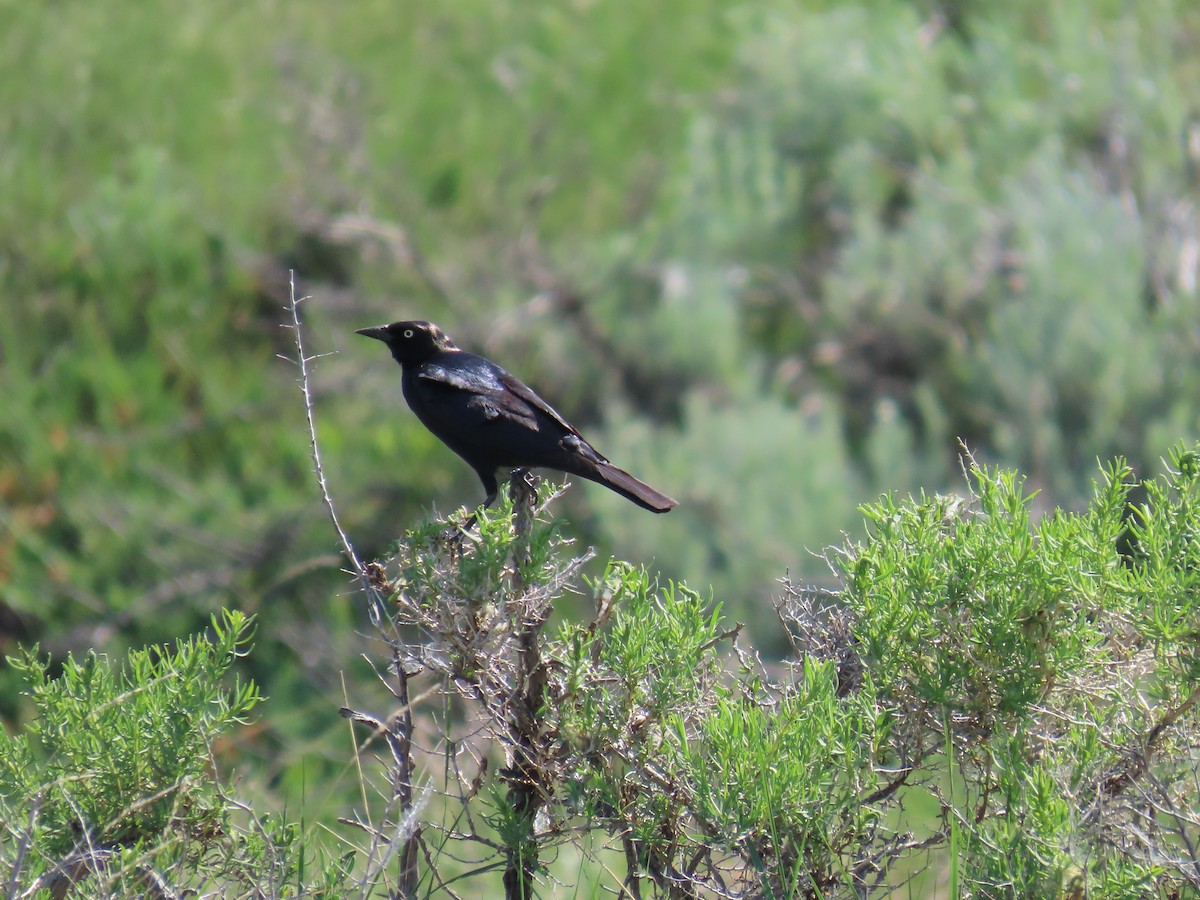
(355, 326, 390, 342)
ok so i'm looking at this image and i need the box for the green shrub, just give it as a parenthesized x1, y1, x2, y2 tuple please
(0, 610, 353, 897)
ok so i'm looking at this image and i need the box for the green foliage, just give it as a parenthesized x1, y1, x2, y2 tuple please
(548, 562, 901, 896)
(360, 499, 910, 895)
(830, 445, 1200, 896)
(1, 611, 258, 857)
(558, 562, 723, 747)
(845, 457, 1127, 729)
(668, 0, 1200, 506)
(5, 0, 1200, 894)
(0, 0, 741, 777)
(0, 610, 353, 896)
(391, 494, 565, 603)
(679, 660, 888, 895)
(1122, 446, 1200, 682)
(554, 563, 727, 834)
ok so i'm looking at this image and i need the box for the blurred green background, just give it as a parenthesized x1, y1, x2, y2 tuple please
(2, 0, 1199, 838)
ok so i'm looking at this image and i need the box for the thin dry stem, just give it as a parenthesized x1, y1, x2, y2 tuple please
(282, 270, 365, 578)
(282, 272, 420, 897)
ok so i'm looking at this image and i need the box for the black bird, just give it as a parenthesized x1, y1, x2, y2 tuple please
(357, 321, 677, 513)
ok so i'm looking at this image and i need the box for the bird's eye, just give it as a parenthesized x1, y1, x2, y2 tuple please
(403, 329, 414, 338)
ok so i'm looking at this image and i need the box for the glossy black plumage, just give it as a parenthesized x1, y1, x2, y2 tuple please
(356, 320, 677, 513)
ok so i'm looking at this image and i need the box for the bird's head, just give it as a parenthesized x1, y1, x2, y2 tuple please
(356, 320, 458, 364)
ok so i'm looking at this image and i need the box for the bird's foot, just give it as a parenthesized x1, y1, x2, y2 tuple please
(508, 467, 540, 509)
(437, 521, 481, 556)
(434, 505, 485, 550)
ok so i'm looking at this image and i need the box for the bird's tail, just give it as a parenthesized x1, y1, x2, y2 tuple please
(589, 462, 678, 513)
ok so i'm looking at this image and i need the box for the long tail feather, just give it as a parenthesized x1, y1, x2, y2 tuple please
(589, 462, 677, 513)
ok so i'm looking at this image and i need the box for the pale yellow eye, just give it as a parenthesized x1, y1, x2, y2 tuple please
(403, 329, 414, 338)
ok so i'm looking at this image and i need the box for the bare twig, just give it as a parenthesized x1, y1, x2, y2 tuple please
(1099, 683, 1200, 798)
(5, 795, 41, 900)
(282, 270, 365, 577)
(282, 272, 420, 897)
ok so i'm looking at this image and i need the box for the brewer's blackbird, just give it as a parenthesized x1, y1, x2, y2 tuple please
(357, 321, 677, 513)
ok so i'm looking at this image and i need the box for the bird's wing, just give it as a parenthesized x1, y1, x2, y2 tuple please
(498, 371, 612, 464)
(419, 359, 501, 395)
(419, 355, 581, 436)
(495, 371, 585, 437)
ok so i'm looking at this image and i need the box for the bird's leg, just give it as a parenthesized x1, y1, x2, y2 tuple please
(480, 471, 500, 510)
(458, 471, 501, 531)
